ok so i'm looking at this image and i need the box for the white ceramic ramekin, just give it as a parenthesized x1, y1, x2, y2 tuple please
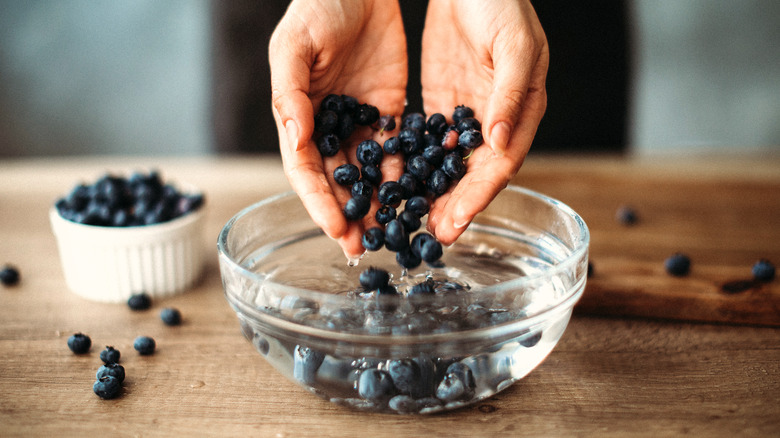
(50, 207, 205, 302)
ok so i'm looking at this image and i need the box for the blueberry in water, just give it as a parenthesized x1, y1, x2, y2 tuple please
(0, 265, 20, 286)
(378, 114, 396, 132)
(361, 165, 382, 186)
(452, 105, 474, 123)
(377, 181, 403, 206)
(423, 144, 446, 167)
(398, 128, 424, 155)
(357, 369, 395, 404)
(384, 219, 409, 252)
(752, 259, 775, 282)
(401, 112, 426, 132)
(426, 169, 450, 196)
(314, 109, 338, 134)
(133, 336, 156, 355)
(96, 363, 126, 383)
(419, 237, 443, 263)
(320, 94, 345, 114)
(67, 333, 91, 354)
(356, 140, 384, 166)
(375, 205, 396, 225)
(93, 376, 122, 399)
(362, 227, 385, 252)
(426, 113, 448, 136)
(405, 196, 430, 218)
(351, 180, 373, 199)
(376, 284, 400, 312)
(333, 163, 360, 186)
(355, 103, 380, 125)
(383, 136, 401, 155)
(335, 112, 355, 140)
(343, 196, 371, 221)
(160, 307, 182, 326)
(359, 267, 390, 290)
(408, 279, 435, 298)
(398, 210, 421, 233)
(436, 363, 476, 403)
(397, 173, 420, 199)
(665, 253, 691, 277)
(388, 395, 418, 413)
(316, 133, 341, 157)
(457, 129, 483, 149)
(387, 359, 422, 396)
(412, 354, 437, 398)
(407, 155, 432, 181)
(616, 205, 639, 225)
(456, 117, 481, 133)
(99, 346, 121, 364)
(293, 345, 325, 385)
(127, 292, 152, 311)
(396, 247, 422, 270)
(520, 330, 543, 347)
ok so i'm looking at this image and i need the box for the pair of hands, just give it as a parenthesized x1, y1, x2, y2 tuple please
(269, 0, 548, 258)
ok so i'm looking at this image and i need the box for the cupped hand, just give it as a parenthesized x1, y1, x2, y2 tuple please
(420, 0, 549, 245)
(269, 0, 407, 258)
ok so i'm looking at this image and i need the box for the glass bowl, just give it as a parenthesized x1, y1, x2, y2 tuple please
(218, 186, 589, 414)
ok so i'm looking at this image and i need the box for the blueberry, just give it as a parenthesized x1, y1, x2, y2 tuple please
(383, 136, 401, 155)
(587, 261, 595, 278)
(67, 333, 91, 354)
(340, 95, 359, 113)
(397, 173, 420, 199)
(314, 109, 338, 134)
(359, 267, 390, 290)
(616, 205, 638, 225)
(93, 376, 122, 399)
(96, 363, 125, 383)
(456, 117, 481, 133)
(398, 210, 421, 233)
(357, 369, 395, 403)
(426, 169, 450, 196)
(293, 345, 325, 385)
(520, 330, 543, 347)
(160, 307, 182, 326)
(387, 359, 422, 396)
(99, 346, 121, 364)
(361, 165, 382, 186)
(665, 253, 691, 277)
(441, 127, 460, 150)
(378, 114, 396, 132)
(335, 112, 355, 140)
(333, 163, 360, 186)
(405, 196, 430, 217)
(376, 284, 400, 311)
(422, 145, 446, 167)
(375, 205, 396, 225)
(316, 133, 341, 157)
(320, 94, 345, 114)
(388, 395, 418, 413)
(401, 112, 426, 132)
(412, 233, 443, 263)
(0, 265, 20, 286)
(351, 180, 373, 199)
(452, 105, 474, 124)
(436, 362, 475, 402)
(752, 259, 775, 282)
(356, 140, 384, 166)
(457, 129, 483, 149)
(407, 155, 432, 181)
(355, 103, 380, 125)
(343, 196, 371, 221)
(426, 113, 448, 136)
(408, 279, 435, 298)
(127, 292, 152, 311)
(398, 128, 424, 155)
(441, 153, 466, 180)
(377, 181, 403, 206)
(384, 219, 409, 252)
(133, 336, 156, 355)
(395, 247, 422, 270)
(362, 227, 385, 252)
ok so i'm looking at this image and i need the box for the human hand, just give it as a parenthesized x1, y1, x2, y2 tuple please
(420, 0, 549, 245)
(269, 0, 407, 258)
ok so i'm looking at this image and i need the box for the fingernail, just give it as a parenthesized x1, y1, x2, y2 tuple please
(285, 120, 301, 152)
(452, 204, 469, 229)
(490, 121, 510, 156)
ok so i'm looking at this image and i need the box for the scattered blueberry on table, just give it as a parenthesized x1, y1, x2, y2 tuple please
(160, 307, 182, 326)
(93, 375, 122, 399)
(99, 346, 121, 364)
(752, 259, 775, 283)
(67, 333, 92, 354)
(133, 336, 156, 355)
(127, 292, 152, 311)
(96, 363, 125, 384)
(664, 253, 691, 277)
(0, 264, 20, 286)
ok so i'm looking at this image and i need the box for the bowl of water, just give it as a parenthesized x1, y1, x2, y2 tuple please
(218, 186, 589, 414)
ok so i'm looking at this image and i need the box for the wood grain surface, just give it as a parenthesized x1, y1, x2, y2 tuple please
(0, 154, 778, 437)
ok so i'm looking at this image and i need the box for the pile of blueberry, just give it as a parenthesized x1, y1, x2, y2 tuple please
(55, 170, 204, 227)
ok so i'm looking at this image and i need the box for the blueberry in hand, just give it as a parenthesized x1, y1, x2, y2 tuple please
(752, 259, 775, 282)
(293, 345, 325, 385)
(426, 169, 450, 196)
(93, 375, 122, 399)
(383, 136, 400, 155)
(397, 173, 420, 199)
(316, 133, 341, 157)
(361, 165, 382, 186)
(441, 153, 466, 180)
(335, 112, 355, 140)
(343, 196, 371, 221)
(355, 103, 380, 125)
(398, 128, 424, 155)
(457, 129, 483, 149)
(423, 144, 446, 167)
(452, 105, 474, 124)
(375, 205, 396, 225)
(0, 265, 20, 286)
(351, 180, 373, 199)
(378, 114, 396, 132)
(664, 253, 691, 277)
(133, 336, 156, 355)
(456, 117, 481, 133)
(362, 228, 385, 252)
(340, 94, 359, 113)
(405, 196, 430, 217)
(401, 112, 426, 132)
(407, 155, 432, 181)
(96, 363, 125, 383)
(358, 369, 395, 404)
(426, 113, 448, 136)
(99, 346, 121, 364)
(314, 110, 338, 134)
(320, 94, 345, 114)
(377, 181, 403, 206)
(67, 333, 92, 354)
(356, 140, 383, 166)
(333, 163, 360, 186)
(359, 267, 390, 290)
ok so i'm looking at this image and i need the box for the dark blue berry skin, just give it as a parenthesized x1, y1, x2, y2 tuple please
(426, 113, 448, 136)
(96, 363, 125, 383)
(384, 219, 409, 252)
(376, 284, 400, 311)
(411, 232, 436, 258)
(423, 144, 446, 167)
(397, 173, 420, 199)
(356, 140, 384, 166)
(383, 136, 401, 155)
(378, 114, 396, 132)
(316, 133, 341, 157)
(133, 336, 156, 355)
(456, 117, 481, 133)
(359, 267, 390, 290)
(420, 238, 443, 263)
(387, 359, 422, 396)
(314, 109, 338, 134)
(100, 346, 121, 364)
(351, 180, 373, 199)
(457, 129, 484, 149)
(407, 155, 432, 181)
(0, 265, 20, 286)
(340, 95, 359, 113)
(665, 253, 691, 277)
(343, 196, 371, 221)
(67, 333, 91, 354)
(362, 227, 385, 252)
(355, 104, 380, 125)
(320, 94, 345, 114)
(616, 205, 638, 225)
(93, 376, 122, 399)
(358, 369, 395, 403)
(436, 363, 475, 402)
(333, 163, 360, 186)
(401, 112, 426, 132)
(160, 307, 182, 326)
(752, 259, 775, 282)
(335, 112, 355, 140)
(361, 165, 382, 186)
(398, 210, 421, 233)
(398, 128, 424, 155)
(377, 181, 404, 207)
(408, 279, 435, 297)
(375, 205, 396, 225)
(127, 293, 152, 311)
(396, 247, 422, 270)
(452, 105, 474, 124)
(427, 169, 450, 196)
(405, 196, 430, 217)
(293, 345, 325, 385)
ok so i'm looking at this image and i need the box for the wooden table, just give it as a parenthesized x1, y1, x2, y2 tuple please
(1, 153, 778, 437)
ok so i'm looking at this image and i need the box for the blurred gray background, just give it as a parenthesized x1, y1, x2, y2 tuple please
(0, 0, 778, 158)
